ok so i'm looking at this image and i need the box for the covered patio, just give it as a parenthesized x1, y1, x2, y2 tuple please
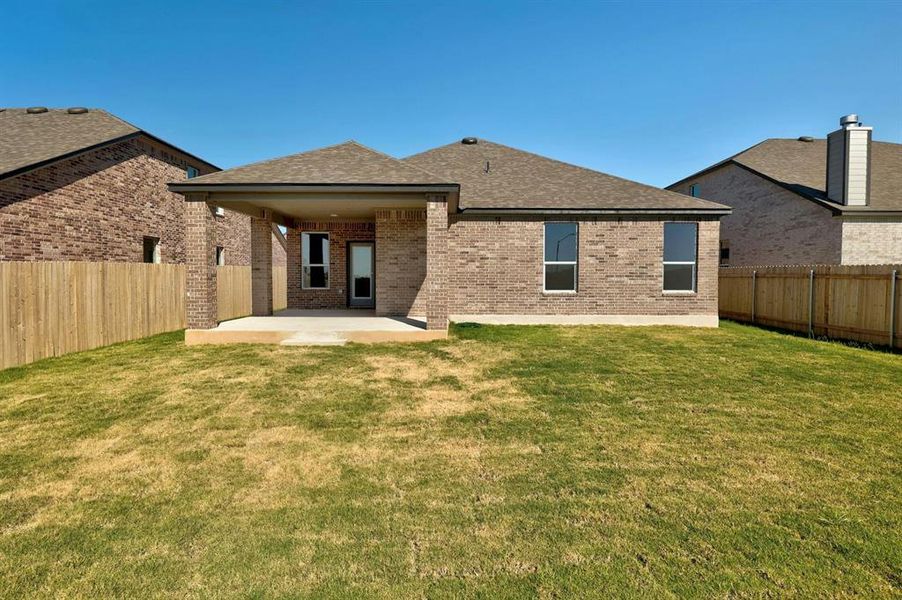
(169, 141, 459, 345)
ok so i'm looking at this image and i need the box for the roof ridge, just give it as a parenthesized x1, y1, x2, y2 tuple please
(185, 141, 362, 182)
(348, 139, 452, 181)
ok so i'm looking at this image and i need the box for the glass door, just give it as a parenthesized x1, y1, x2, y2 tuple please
(348, 242, 374, 308)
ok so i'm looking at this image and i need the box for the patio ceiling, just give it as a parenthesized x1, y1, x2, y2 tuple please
(179, 187, 459, 222)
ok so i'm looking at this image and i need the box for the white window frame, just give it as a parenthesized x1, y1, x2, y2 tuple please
(543, 222, 578, 293)
(662, 222, 698, 293)
(186, 166, 199, 179)
(302, 231, 330, 290)
(216, 246, 226, 266)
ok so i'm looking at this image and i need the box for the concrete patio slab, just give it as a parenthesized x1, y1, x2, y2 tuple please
(185, 309, 446, 346)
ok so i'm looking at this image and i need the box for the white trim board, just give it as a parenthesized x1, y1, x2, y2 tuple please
(449, 314, 719, 328)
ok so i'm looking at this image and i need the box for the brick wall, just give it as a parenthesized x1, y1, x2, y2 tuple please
(841, 219, 902, 264)
(0, 135, 252, 265)
(374, 208, 427, 316)
(286, 221, 375, 309)
(283, 213, 718, 317)
(446, 215, 719, 316)
(668, 163, 842, 266)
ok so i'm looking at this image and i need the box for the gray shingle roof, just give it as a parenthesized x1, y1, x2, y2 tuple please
(0, 107, 217, 180)
(671, 138, 902, 213)
(403, 139, 729, 211)
(0, 108, 139, 178)
(180, 141, 451, 186)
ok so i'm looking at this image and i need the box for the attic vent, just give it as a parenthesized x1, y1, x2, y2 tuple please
(798, 136, 814, 142)
(26, 107, 48, 114)
(67, 107, 88, 114)
(461, 137, 478, 145)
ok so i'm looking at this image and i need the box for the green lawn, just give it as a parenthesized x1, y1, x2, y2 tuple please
(0, 322, 900, 598)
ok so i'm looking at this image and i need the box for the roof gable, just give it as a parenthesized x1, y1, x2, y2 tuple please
(671, 138, 902, 213)
(182, 141, 451, 186)
(403, 139, 728, 211)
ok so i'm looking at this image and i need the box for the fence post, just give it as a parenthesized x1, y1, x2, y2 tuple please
(750, 270, 757, 324)
(808, 269, 815, 338)
(890, 270, 898, 349)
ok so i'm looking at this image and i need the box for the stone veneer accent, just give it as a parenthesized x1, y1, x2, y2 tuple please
(286, 221, 375, 310)
(669, 163, 842, 267)
(374, 208, 427, 316)
(0, 136, 253, 265)
(185, 201, 217, 329)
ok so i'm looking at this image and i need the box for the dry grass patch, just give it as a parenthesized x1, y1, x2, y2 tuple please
(0, 325, 899, 598)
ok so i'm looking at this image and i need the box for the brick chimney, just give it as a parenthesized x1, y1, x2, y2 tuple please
(826, 114, 872, 206)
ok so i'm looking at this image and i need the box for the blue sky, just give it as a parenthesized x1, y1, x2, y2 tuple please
(2, 1, 900, 187)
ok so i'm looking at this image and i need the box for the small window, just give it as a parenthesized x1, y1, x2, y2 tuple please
(663, 223, 697, 292)
(689, 184, 700, 197)
(215, 246, 225, 266)
(186, 166, 199, 179)
(544, 222, 578, 292)
(302, 232, 330, 289)
(214, 206, 225, 217)
(719, 240, 730, 266)
(143, 236, 161, 264)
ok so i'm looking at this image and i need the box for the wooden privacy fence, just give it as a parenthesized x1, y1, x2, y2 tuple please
(720, 265, 901, 348)
(1, 262, 291, 370)
(216, 266, 287, 321)
(1, 261, 186, 370)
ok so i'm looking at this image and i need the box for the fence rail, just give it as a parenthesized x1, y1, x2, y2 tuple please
(720, 264, 901, 348)
(1, 262, 291, 370)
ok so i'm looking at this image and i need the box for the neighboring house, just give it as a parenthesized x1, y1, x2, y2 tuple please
(668, 114, 902, 266)
(0, 107, 286, 266)
(170, 138, 729, 331)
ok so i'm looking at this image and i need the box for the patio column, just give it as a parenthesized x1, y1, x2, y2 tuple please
(186, 199, 218, 329)
(286, 225, 301, 310)
(425, 193, 449, 330)
(250, 209, 274, 316)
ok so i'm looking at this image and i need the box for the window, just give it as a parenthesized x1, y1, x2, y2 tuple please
(663, 223, 697, 292)
(719, 240, 730, 266)
(186, 166, 199, 178)
(143, 236, 161, 264)
(544, 222, 577, 292)
(689, 184, 700, 197)
(214, 206, 225, 217)
(302, 232, 329, 289)
(216, 246, 225, 266)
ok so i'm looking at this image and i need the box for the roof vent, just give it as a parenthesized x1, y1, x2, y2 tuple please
(797, 136, 814, 142)
(839, 114, 860, 128)
(461, 137, 478, 145)
(26, 107, 48, 114)
(67, 107, 88, 114)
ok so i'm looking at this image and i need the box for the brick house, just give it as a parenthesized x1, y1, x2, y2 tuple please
(0, 107, 286, 266)
(667, 114, 902, 266)
(169, 138, 729, 333)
